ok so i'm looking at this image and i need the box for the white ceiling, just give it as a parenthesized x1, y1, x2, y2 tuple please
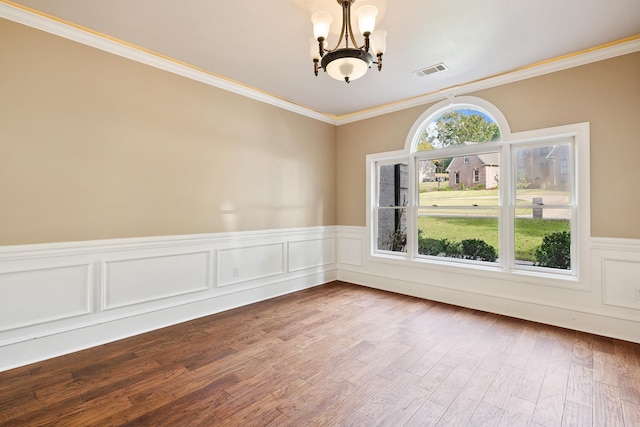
(6, 0, 640, 118)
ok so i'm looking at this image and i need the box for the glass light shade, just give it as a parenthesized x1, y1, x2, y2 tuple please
(370, 30, 387, 54)
(356, 5, 378, 35)
(309, 38, 320, 60)
(326, 57, 369, 82)
(311, 11, 332, 40)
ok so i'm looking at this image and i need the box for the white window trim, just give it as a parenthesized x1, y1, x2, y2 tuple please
(366, 96, 590, 290)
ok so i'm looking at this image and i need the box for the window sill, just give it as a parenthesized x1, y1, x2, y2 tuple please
(367, 252, 586, 291)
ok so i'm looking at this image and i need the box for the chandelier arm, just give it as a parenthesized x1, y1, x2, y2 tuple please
(328, 0, 348, 51)
(363, 33, 371, 52)
(344, 1, 361, 49)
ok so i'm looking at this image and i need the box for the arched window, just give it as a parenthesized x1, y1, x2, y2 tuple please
(368, 96, 589, 281)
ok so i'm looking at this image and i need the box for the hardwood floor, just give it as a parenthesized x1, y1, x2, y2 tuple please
(1, 281, 639, 426)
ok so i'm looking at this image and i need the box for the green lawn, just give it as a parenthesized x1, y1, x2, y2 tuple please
(419, 188, 530, 216)
(415, 187, 571, 261)
(417, 216, 569, 261)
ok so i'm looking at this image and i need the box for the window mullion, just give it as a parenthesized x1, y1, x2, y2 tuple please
(407, 156, 418, 259)
(501, 144, 514, 271)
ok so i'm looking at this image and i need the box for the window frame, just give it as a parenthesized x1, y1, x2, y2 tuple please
(365, 96, 590, 289)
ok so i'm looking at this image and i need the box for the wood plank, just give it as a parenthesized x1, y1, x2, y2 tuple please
(562, 400, 593, 427)
(356, 371, 422, 421)
(415, 362, 455, 393)
(437, 368, 496, 426)
(566, 363, 593, 408)
(373, 384, 431, 427)
(481, 364, 523, 410)
(594, 350, 619, 386)
(622, 400, 640, 426)
(404, 400, 448, 427)
(499, 395, 535, 426)
(427, 364, 475, 408)
(619, 373, 640, 406)
(594, 382, 625, 426)
(467, 401, 504, 427)
(529, 340, 572, 426)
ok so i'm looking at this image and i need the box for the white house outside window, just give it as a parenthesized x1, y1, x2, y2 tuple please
(369, 96, 590, 283)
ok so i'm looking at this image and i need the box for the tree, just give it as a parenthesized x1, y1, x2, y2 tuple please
(416, 139, 434, 152)
(428, 111, 500, 148)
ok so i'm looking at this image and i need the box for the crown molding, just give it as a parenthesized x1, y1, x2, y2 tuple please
(2, 1, 638, 127)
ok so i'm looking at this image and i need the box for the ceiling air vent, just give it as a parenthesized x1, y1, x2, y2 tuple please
(414, 63, 448, 77)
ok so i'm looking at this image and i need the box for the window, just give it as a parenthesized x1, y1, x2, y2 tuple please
(512, 141, 573, 268)
(375, 161, 409, 253)
(415, 107, 501, 263)
(368, 96, 589, 282)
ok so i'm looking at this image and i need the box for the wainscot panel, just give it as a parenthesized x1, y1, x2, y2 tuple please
(217, 243, 285, 287)
(337, 227, 365, 267)
(602, 258, 640, 310)
(288, 237, 335, 272)
(103, 250, 211, 310)
(0, 263, 91, 332)
(592, 238, 640, 311)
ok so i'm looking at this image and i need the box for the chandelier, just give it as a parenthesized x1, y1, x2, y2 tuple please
(310, 0, 387, 83)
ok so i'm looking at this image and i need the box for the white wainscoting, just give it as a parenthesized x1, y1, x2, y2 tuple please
(337, 226, 640, 344)
(0, 227, 336, 371)
(102, 249, 212, 310)
(592, 237, 640, 311)
(3, 227, 638, 371)
(218, 243, 285, 287)
(336, 227, 364, 268)
(0, 263, 92, 332)
(288, 237, 335, 272)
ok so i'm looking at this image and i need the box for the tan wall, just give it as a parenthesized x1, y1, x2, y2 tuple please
(2, 18, 638, 244)
(336, 52, 640, 239)
(0, 19, 336, 245)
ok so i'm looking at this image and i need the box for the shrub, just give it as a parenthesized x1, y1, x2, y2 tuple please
(441, 239, 462, 258)
(418, 237, 461, 256)
(418, 236, 497, 262)
(534, 231, 571, 269)
(418, 237, 444, 256)
(388, 229, 407, 252)
(459, 239, 497, 262)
